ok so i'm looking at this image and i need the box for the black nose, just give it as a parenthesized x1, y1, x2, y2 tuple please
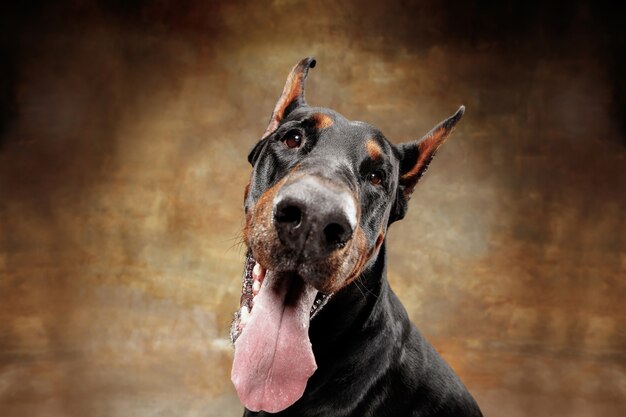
(273, 176, 356, 258)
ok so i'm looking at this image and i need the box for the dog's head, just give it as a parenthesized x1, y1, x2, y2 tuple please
(244, 57, 463, 293)
(231, 57, 464, 413)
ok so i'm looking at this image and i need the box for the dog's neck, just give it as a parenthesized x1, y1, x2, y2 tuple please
(309, 242, 402, 363)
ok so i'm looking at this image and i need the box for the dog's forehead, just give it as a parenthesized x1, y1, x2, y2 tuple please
(287, 107, 394, 159)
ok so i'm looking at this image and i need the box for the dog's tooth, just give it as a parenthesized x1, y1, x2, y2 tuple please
(252, 263, 262, 279)
(240, 305, 250, 325)
(252, 279, 261, 295)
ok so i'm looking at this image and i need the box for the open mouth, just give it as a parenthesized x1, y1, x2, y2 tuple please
(230, 251, 332, 345)
(230, 250, 333, 413)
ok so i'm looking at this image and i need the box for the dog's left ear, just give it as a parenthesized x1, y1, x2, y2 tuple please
(397, 105, 465, 198)
(262, 57, 316, 138)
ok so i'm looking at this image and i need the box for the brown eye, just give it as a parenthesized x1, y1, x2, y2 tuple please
(282, 130, 302, 148)
(368, 172, 383, 185)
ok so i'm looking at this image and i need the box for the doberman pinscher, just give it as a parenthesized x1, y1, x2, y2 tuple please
(230, 57, 482, 417)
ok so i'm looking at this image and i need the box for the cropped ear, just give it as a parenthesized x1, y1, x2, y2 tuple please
(397, 106, 465, 198)
(262, 57, 316, 138)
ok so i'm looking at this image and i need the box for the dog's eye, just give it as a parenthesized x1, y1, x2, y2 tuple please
(282, 130, 303, 149)
(368, 171, 384, 186)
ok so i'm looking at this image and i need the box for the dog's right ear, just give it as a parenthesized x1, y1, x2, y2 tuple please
(262, 57, 316, 138)
(248, 57, 316, 166)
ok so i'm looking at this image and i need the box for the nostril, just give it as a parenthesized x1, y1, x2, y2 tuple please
(275, 204, 303, 227)
(324, 222, 351, 247)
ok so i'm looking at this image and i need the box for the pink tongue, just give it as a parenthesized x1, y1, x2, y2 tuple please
(231, 271, 318, 413)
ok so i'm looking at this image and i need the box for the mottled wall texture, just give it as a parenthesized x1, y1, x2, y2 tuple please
(1, 1, 624, 416)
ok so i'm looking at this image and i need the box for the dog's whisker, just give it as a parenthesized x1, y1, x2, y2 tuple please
(353, 277, 368, 300)
(225, 230, 247, 254)
(355, 275, 378, 299)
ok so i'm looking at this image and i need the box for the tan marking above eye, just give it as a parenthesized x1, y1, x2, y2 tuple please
(311, 113, 334, 129)
(365, 139, 382, 160)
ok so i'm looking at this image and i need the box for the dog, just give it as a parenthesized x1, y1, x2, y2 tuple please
(230, 57, 483, 416)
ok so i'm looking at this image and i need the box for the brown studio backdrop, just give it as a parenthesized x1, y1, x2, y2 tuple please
(0, 1, 625, 416)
